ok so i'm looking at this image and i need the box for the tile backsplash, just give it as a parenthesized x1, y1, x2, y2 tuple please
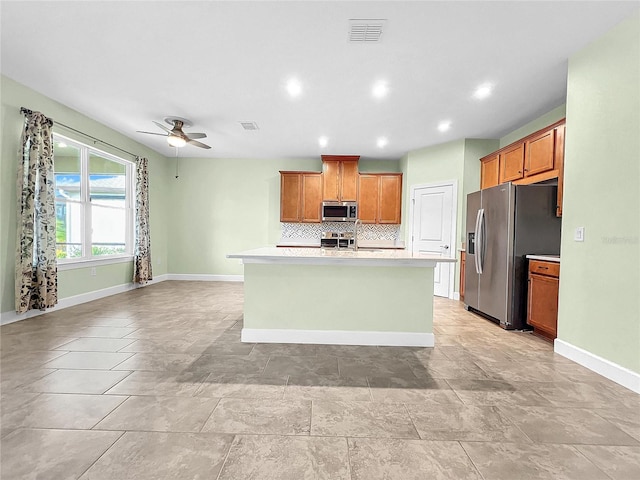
(281, 222, 401, 241)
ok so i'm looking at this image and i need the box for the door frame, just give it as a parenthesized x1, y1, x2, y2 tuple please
(408, 180, 458, 299)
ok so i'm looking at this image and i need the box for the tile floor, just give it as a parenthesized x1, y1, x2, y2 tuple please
(1, 281, 639, 479)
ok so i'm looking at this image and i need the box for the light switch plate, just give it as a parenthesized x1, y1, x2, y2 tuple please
(574, 226, 585, 242)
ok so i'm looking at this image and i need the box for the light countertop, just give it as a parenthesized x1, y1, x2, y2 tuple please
(526, 254, 560, 263)
(228, 247, 457, 268)
(276, 239, 406, 249)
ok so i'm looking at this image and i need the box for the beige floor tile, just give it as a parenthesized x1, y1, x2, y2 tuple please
(95, 395, 219, 432)
(532, 380, 636, 408)
(187, 354, 269, 374)
(311, 400, 419, 438)
(79, 432, 234, 480)
(499, 405, 640, 445)
(349, 438, 482, 480)
(263, 355, 338, 376)
(196, 373, 287, 399)
(0, 368, 57, 390)
(576, 445, 640, 480)
(446, 379, 552, 407)
(111, 352, 202, 372)
(406, 403, 530, 442)
(43, 351, 134, 370)
(251, 342, 318, 357)
(461, 442, 612, 480)
(23, 369, 131, 394)
(1, 393, 127, 430)
(55, 337, 136, 352)
(368, 376, 462, 404)
(104, 370, 208, 396)
(338, 357, 417, 379)
(218, 435, 350, 480)
(593, 407, 640, 442)
(202, 397, 311, 435)
(1, 428, 123, 480)
(285, 374, 372, 402)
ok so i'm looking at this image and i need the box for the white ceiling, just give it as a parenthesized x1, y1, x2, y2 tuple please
(2, 1, 638, 161)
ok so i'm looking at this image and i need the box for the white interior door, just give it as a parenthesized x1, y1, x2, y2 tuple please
(411, 183, 455, 297)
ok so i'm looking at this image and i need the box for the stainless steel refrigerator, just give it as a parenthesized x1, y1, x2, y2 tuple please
(465, 183, 561, 330)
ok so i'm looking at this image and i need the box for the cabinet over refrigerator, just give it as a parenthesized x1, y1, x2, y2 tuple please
(464, 183, 561, 330)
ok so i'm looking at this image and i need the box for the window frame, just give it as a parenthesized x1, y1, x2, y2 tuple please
(53, 133, 135, 270)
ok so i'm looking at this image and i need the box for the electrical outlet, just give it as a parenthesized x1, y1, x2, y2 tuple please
(574, 226, 585, 242)
(90, 267, 97, 276)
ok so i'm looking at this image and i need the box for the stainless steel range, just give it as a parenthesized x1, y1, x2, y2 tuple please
(320, 231, 354, 249)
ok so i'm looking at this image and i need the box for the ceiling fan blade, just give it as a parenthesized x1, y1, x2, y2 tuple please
(153, 121, 173, 134)
(136, 130, 168, 136)
(185, 132, 207, 139)
(187, 139, 212, 149)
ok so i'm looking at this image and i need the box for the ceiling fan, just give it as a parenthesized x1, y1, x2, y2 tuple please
(137, 116, 211, 149)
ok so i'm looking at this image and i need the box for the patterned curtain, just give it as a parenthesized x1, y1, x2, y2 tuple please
(15, 111, 58, 314)
(133, 156, 153, 284)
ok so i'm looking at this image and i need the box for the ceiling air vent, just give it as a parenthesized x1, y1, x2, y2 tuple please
(348, 19, 386, 42)
(240, 121, 259, 131)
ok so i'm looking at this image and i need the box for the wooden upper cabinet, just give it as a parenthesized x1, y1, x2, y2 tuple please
(340, 160, 359, 201)
(301, 173, 322, 222)
(357, 174, 379, 223)
(357, 173, 402, 224)
(379, 174, 402, 224)
(525, 129, 555, 176)
(280, 172, 301, 222)
(322, 160, 340, 201)
(280, 171, 321, 223)
(480, 154, 500, 189)
(500, 143, 525, 183)
(321, 155, 359, 201)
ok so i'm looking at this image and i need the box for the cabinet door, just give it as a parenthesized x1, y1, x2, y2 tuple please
(525, 129, 555, 176)
(280, 173, 301, 222)
(340, 161, 359, 201)
(357, 174, 379, 223)
(301, 173, 322, 223)
(555, 124, 566, 217)
(378, 174, 402, 224)
(527, 273, 559, 339)
(481, 155, 500, 189)
(500, 143, 525, 183)
(322, 160, 340, 201)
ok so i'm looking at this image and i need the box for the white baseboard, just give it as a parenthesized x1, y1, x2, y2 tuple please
(167, 274, 244, 282)
(452, 292, 460, 301)
(0, 274, 169, 326)
(241, 328, 434, 347)
(554, 339, 640, 394)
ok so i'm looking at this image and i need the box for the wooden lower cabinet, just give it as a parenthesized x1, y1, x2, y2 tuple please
(527, 260, 560, 340)
(279, 171, 321, 223)
(357, 173, 402, 224)
(459, 251, 466, 301)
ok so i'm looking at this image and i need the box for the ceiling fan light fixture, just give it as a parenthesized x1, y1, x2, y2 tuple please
(167, 134, 186, 148)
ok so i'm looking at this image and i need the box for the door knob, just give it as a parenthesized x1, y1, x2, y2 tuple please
(440, 245, 449, 249)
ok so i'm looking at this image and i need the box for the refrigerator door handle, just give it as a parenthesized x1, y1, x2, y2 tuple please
(478, 208, 486, 274)
(474, 208, 484, 274)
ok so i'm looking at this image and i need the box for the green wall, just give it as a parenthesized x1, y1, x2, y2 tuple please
(167, 157, 321, 275)
(557, 12, 640, 373)
(499, 104, 566, 148)
(400, 138, 497, 294)
(0, 75, 171, 313)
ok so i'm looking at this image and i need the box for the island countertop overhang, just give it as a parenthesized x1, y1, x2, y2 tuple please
(227, 247, 457, 268)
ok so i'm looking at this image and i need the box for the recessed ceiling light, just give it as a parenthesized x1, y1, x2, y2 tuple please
(286, 78, 302, 98)
(438, 121, 452, 132)
(372, 81, 388, 99)
(473, 83, 493, 100)
(318, 136, 328, 148)
(377, 137, 388, 148)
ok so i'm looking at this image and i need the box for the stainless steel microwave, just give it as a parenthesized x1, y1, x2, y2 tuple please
(321, 202, 358, 222)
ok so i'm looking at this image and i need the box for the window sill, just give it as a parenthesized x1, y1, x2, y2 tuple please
(57, 255, 133, 271)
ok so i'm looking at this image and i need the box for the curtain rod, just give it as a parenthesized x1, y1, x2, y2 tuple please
(20, 107, 138, 159)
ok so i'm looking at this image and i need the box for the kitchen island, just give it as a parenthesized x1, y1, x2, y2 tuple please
(227, 247, 456, 347)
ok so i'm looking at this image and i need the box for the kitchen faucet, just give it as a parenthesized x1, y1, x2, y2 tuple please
(353, 218, 361, 251)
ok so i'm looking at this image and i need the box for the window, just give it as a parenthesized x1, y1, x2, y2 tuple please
(54, 134, 134, 264)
